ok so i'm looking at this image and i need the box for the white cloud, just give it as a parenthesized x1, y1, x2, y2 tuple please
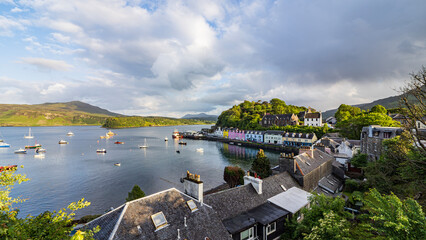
(0, 15, 25, 36)
(40, 83, 66, 95)
(20, 57, 74, 71)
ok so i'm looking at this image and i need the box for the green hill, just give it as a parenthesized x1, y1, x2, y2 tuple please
(0, 101, 121, 126)
(102, 116, 214, 128)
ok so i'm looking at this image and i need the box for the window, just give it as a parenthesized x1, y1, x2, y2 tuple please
(151, 212, 168, 230)
(267, 222, 276, 235)
(186, 200, 198, 212)
(240, 227, 254, 240)
(383, 132, 391, 138)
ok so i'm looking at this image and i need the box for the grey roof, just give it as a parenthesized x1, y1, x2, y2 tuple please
(222, 202, 289, 234)
(284, 132, 316, 139)
(304, 112, 321, 119)
(294, 149, 334, 176)
(79, 205, 125, 240)
(265, 130, 285, 135)
(318, 174, 343, 194)
(268, 187, 311, 214)
(84, 188, 230, 240)
(204, 171, 300, 221)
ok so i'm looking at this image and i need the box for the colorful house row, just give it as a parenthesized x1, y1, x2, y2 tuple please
(213, 127, 317, 147)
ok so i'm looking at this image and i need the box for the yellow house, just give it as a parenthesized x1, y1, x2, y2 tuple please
(223, 128, 229, 139)
(283, 132, 317, 146)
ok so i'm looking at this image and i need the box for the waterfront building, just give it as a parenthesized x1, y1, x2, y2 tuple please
(360, 125, 403, 161)
(264, 130, 285, 144)
(303, 112, 322, 127)
(260, 114, 299, 127)
(228, 129, 246, 141)
(282, 132, 317, 147)
(245, 130, 264, 143)
(223, 128, 229, 139)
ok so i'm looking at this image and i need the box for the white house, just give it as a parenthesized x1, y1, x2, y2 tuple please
(304, 112, 322, 127)
(264, 130, 284, 144)
(213, 127, 223, 137)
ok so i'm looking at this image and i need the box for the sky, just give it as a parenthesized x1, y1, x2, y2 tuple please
(1, 0, 425, 117)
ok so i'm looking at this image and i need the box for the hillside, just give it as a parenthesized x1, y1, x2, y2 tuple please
(322, 91, 418, 119)
(181, 113, 218, 121)
(102, 116, 214, 128)
(0, 101, 121, 126)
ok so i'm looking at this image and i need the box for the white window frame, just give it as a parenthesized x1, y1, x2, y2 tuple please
(266, 222, 276, 235)
(240, 227, 254, 240)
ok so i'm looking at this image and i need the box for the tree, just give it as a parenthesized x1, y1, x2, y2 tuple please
(251, 149, 271, 179)
(400, 66, 426, 153)
(303, 211, 351, 240)
(335, 104, 361, 122)
(0, 166, 97, 239)
(350, 153, 368, 168)
(363, 189, 426, 239)
(223, 166, 245, 188)
(370, 104, 387, 114)
(126, 185, 145, 202)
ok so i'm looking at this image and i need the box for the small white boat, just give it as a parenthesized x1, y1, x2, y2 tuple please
(114, 163, 121, 166)
(164, 137, 168, 141)
(196, 148, 204, 152)
(0, 142, 10, 148)
(34, 154, 45, 159)
(139, 138, 148, 148)
(67, 131, 74, 136)
(14, 148, 27, 154)
(36, 148, 46, 153)
(96, 149, 107, 153)
(58, 140, 68, 144)
(24, 128, 34, 139)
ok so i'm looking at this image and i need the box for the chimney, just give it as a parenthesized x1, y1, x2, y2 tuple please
(243, 175, 263, 194)
(280, 153, 296, 173)
(299, 146, 313, 158)
(183, 170, 203, 203)
(314, 143, 326, 153)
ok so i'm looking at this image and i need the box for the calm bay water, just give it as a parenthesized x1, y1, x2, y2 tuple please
(0, 125, 279, 218)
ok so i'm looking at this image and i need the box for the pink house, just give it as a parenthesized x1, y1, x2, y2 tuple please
(229, 129, 245, 141)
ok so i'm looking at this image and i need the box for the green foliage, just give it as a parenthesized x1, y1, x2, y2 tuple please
(216, 99, 307, 129)
(223, 166, 245, 187)
(335, 104, 361, 122)
(304, 211, 351, 240)
(344, 179, 360, 193)
(102, 116, 213, 128)
(364, 131, 426, 208)
(0, 167, 97, 239)
(336, 110, 400, 139)
(350, 153, 368, 168)
(363, 189, 426, 239)
(251, 149, 271, 179)
(370, 105, 387, 114)
(126, 185, 146, 202)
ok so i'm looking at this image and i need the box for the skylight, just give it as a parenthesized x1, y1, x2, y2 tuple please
(187, 199, 198, 212)
(151, 212, 168, 230)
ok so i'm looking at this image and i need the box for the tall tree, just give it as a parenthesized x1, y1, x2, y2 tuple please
(126, 185, 146, 202)
(223, 166, 245, 187)
(251, 149, 271, 179)
(400, 66, 426, 153)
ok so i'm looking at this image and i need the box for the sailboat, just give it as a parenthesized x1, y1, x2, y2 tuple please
(24, 128, 34, 139)
(139, 138, 148, 148)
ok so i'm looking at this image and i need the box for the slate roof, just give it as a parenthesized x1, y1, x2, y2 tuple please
(268, 187, 311, 214)
(265, 130, 285, 135)
(82, 188, 230, 240)
(293, 149, 334, 176)
(79, 205, 125, 240)
(222, 202, 289, 234)
(204, 171, 300, 221)
(318, 174, 343, 194)
(304, 112, 321, 119)
(284, 132, 316, 139)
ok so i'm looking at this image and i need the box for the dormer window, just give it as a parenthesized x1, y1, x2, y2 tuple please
(151, 212, 168, 231)
(187, 199, 198, 212)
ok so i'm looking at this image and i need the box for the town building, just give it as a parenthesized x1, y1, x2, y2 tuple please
(282, 132, 317, 147)
(389, 113, 410, 125)
(228, 129, 246, 141)
(81, 172, 230, 239)
(264, 130, 285, 144)
(297, 108, 312, 121)
(318, 137, 360, 167)
(303, 112, 322, 127)
(245, 130, 264, 143)
(360, 125, 403, 161)
(260, 114, 299, 127)
(213, 126, 223, 137)
(223, 128, 229, 139)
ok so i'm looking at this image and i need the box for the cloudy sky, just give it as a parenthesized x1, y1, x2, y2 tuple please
(1, 0, 425, 117)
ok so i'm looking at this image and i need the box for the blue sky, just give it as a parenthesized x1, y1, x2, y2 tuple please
(1, 0, 425, 117)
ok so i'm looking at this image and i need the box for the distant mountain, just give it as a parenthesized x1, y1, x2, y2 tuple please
(181, 113, 218, 121)
(0, 101, 122, 126)
(322, 91, 416, 119)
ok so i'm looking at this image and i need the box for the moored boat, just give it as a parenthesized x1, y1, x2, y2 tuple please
(25, 144, 42, 149)
(114, 141, 124, 144)
(0, 142, 10, 148)
(164, 137, 168, 141)
(172, 129, 182, 139)
(58, 140, 68, 144)
(67, 131, 74, 136)
(139, 138, 148, 148)
(178, 141, 187, 145)
(24, 128, 34, 139)
(36, 148, 46, 153)
(14, 148, 27, 154)
(97, 149, 107, 153)
(114, 163, 121, 166)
